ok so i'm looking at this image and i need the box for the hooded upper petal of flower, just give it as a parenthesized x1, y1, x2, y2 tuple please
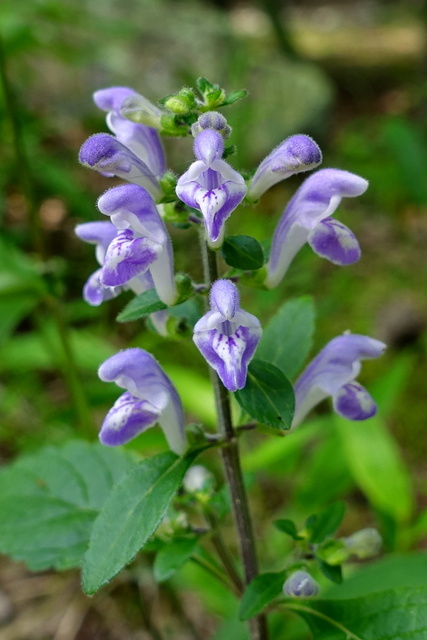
(193, 279, 262, 391)
(93, 87, 166, 178)
(292, 334, 386, 428)
(176, 129, 247, 247)
(97, 184, 177, 305)
(98, 348, 186, 454)
(248, 134, 322, 201)
(265, 168, 368, 288)
(79, 134, 161, 199)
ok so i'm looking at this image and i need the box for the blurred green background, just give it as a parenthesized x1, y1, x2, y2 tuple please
(1, 0, 427, 638)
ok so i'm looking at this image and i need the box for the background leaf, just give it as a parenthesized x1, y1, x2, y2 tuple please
(82, 450, 197, 594)
(326, 553, 427, 599)
(306, 502, 346, 544)
(256, 297, 315, 378)
(286, 586, 427, 639)
(0, 441, 134, 571)
(235, 359, 295, 430)
(153, 536, 200, 582)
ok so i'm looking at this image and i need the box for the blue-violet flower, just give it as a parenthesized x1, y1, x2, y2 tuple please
(176, 129, 247, 248)
(193, 279, 262, 391)
(247, 134, 322, 202)
(283, 571, 319, 598)
(265, 168, 368, 288)
(79, 87, 165, 200)
(292, 333, 386, 428)
(98, 348, 186, 454)
(97, 184, 178, 305)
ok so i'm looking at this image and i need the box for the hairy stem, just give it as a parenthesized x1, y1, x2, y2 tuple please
(199, 230, 268, 640)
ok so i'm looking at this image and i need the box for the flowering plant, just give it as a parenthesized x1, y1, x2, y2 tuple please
(5, 78, 421, 640)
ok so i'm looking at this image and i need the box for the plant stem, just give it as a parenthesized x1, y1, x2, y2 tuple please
(43, 296, 95, 436)
(199, 230, 268, 640)
(190, 555, 236, 593)
(204, 507, 243, 594)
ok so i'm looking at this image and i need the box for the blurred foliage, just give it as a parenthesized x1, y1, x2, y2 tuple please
(1, 0, 427, 637)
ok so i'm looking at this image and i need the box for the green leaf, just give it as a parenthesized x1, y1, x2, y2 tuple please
(334, 413, 413, 523)
(256, 297, 315, 378)
(117, 289, 167, 323)
(326, 553, 427, 599)
(82, 450, 198, 594)
(220, 90, 248, 106)
(234, 359, 295, 430)
(0, 441, 134, 571)
(315, 540, 348, 566)
(274, 519, 302, 540)
(196, 77, 215, 93)
(306, 502, 346, 544)
(317, 559, 343, 584)
(221, 235, 264, 271)
(153, 536, 200, 582)
(285, 586, 427, 639)
(239, 571, 287, 620)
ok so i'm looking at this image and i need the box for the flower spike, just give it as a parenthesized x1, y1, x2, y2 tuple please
(98, 348, 186, 454)
(248, 134, 322, 201)
(265, 168, 368, 288)
(193, 280, 262, 391)
(292, 333, 386, 429)
(176, 129, 247, 248)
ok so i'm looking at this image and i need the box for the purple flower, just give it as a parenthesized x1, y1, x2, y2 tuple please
(75, 220, 169, 334)
(248, 134, 322, 201)
(292, 334, 386, 428)
(75, 221, 122, 306)
(79, 87, 166, 200)
(93, 87, 166, 178)
(98, 348, 186, 454)
(193, 280, 262, 391)
(97, 184, 178, 305)
(283, 571, 319, 598)
(265, 169, 368, 288)
(176, 130, 247, 247)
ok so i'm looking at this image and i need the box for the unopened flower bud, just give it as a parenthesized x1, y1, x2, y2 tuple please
(343, 528, 382, 559)
(183, 465, 215, 493)
(283, 571, 319, 598)
(191, 112, 232, 139)
(164, 88, 197, 115)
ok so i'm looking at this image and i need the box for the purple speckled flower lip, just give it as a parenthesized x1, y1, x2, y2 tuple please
(176, 129, 247, 248)
(247, 134, 323, 202)
(292, 333, 386, 429)
(97, 184, 178, 305)
(265, 168, 368, 289)
(193, 279, 262, 391)
(98, 348, 186, 454)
